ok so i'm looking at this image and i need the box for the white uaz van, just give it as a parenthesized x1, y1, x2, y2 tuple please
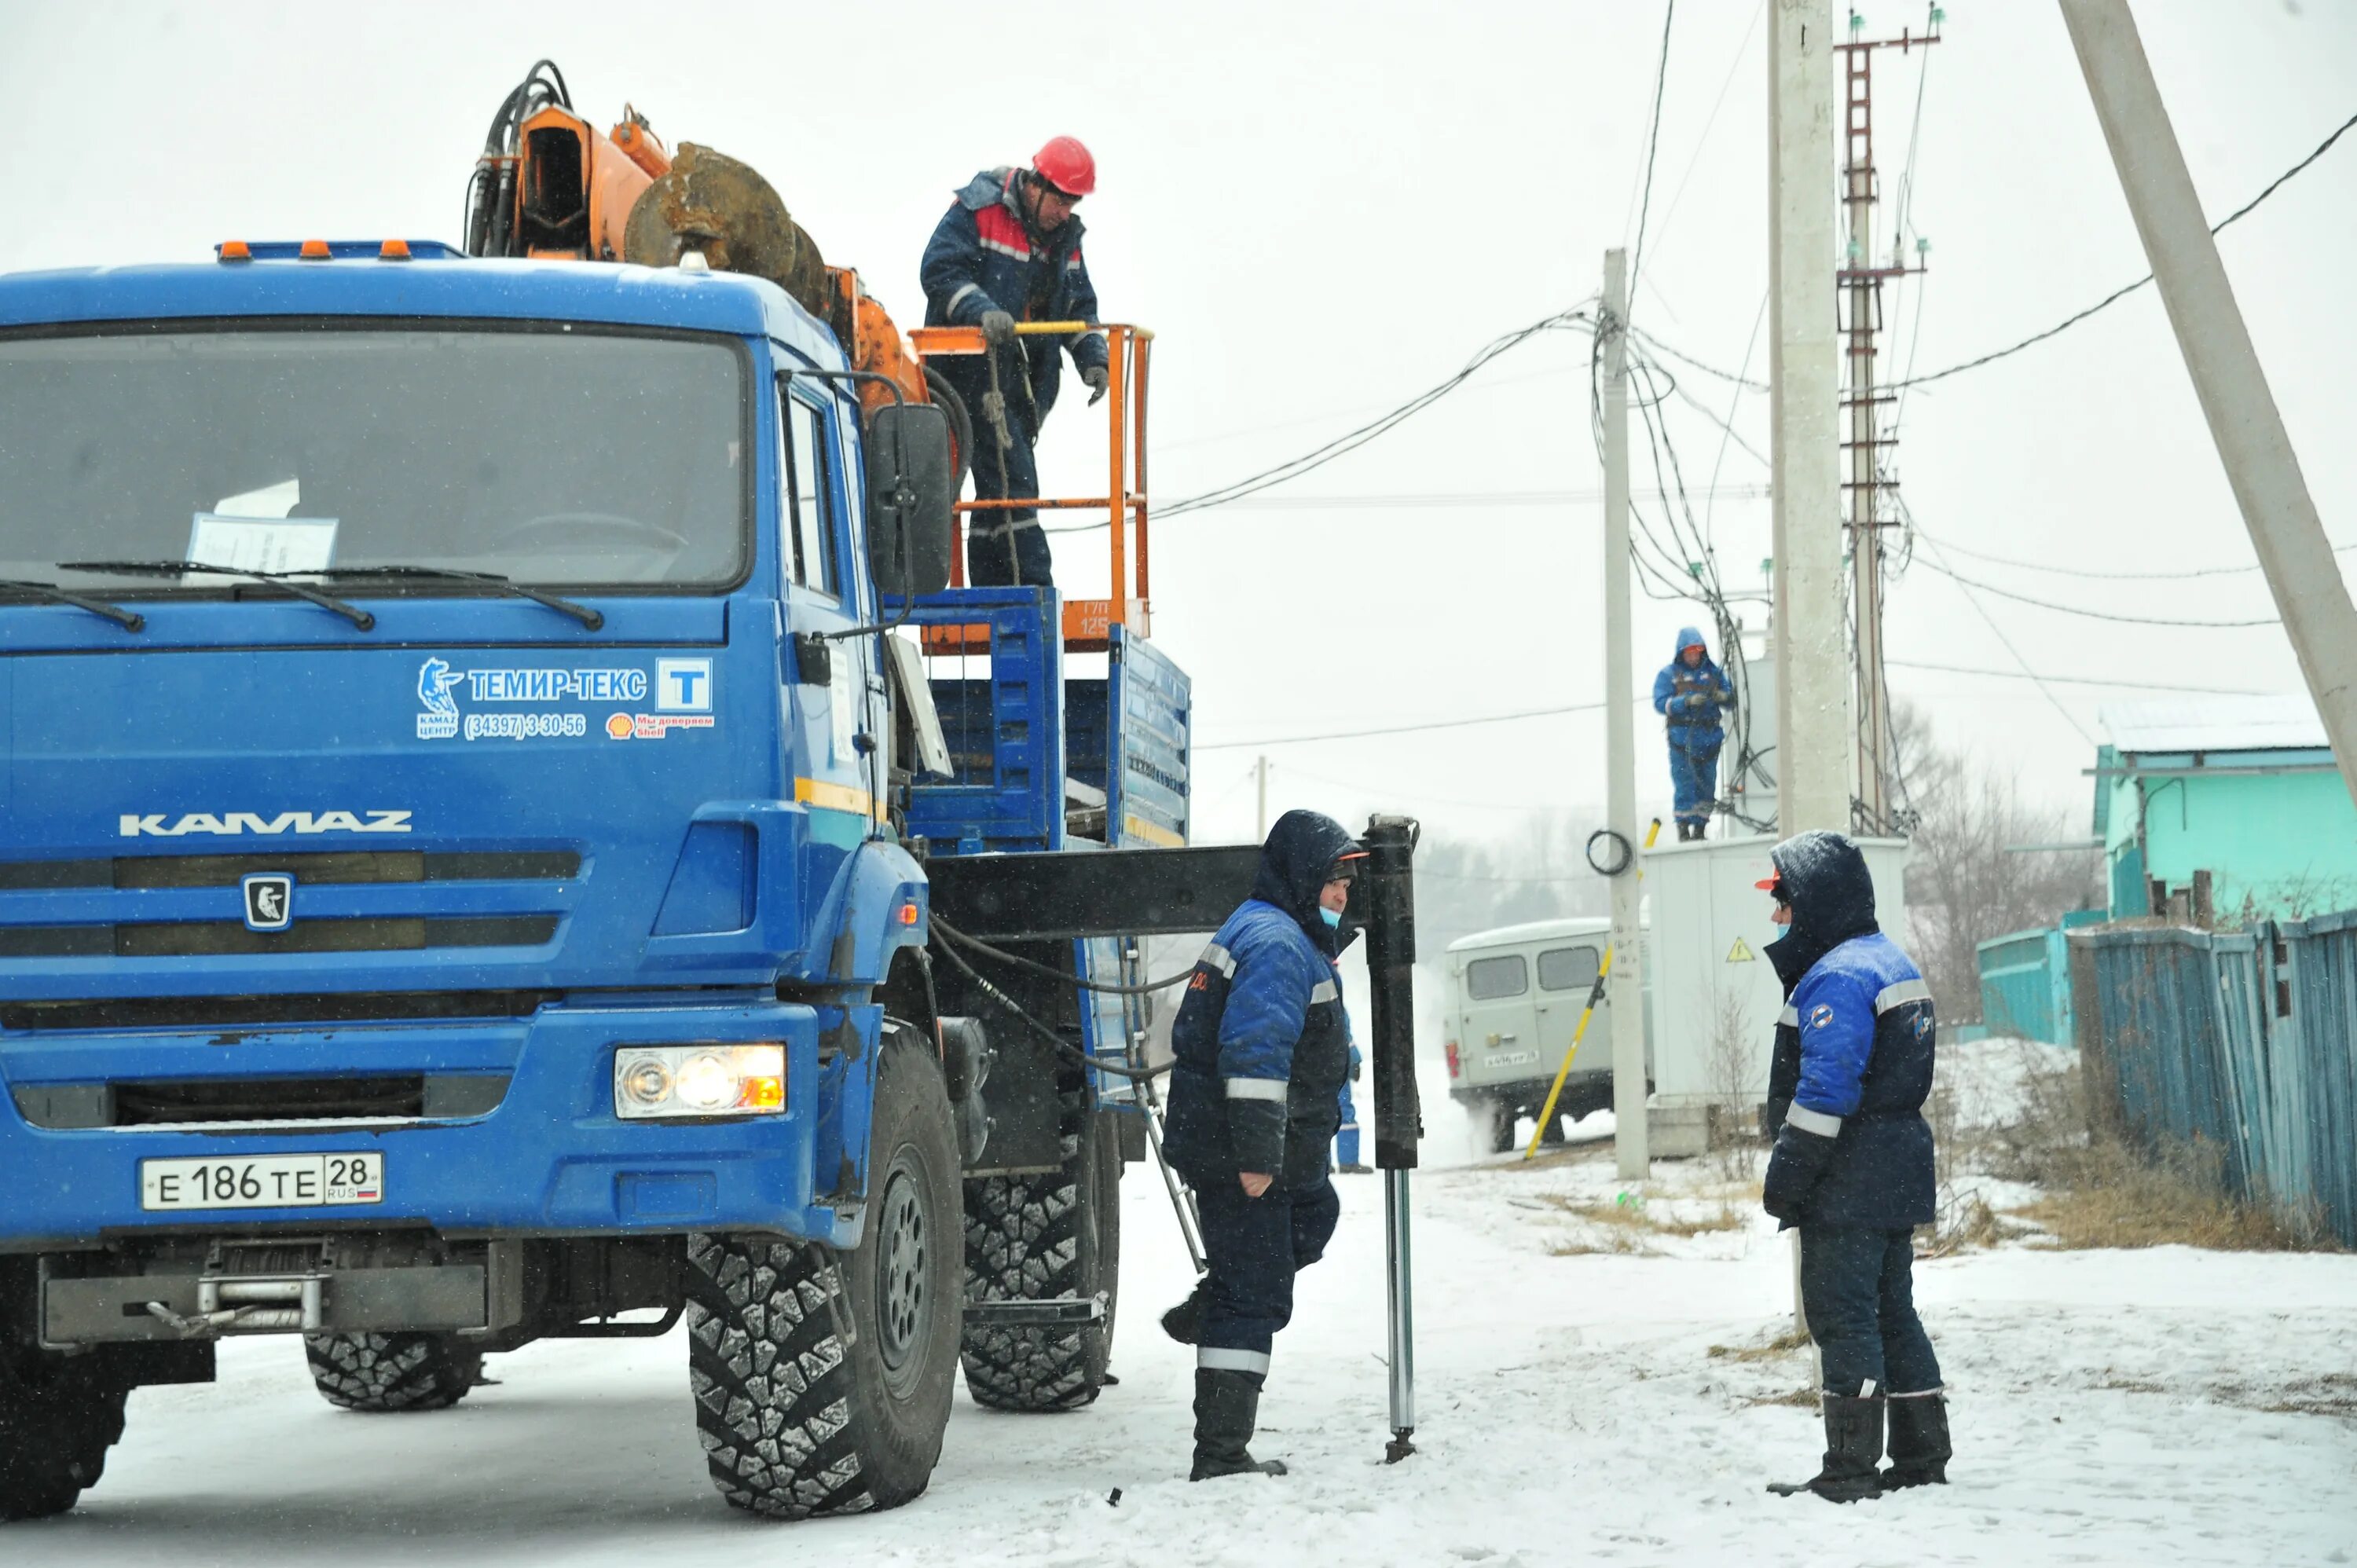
(1442, 917, 1653, 1154)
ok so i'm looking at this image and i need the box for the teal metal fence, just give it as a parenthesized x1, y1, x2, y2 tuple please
(1977, 910, 2106, 1044)
(2070, 916, 2357, 1246)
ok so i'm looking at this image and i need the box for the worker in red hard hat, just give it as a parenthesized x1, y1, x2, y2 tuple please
(921, 137, 1110, 588)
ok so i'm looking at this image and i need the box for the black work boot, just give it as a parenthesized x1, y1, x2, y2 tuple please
(1883, 1391, 1951, 1489)
(1160, 1280, 1209, 1346)
(1189, 1368, 1288, 1481)
(1768, 1394, 1885, 1503)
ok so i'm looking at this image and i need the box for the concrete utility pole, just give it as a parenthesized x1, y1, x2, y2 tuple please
(1255, 755, 1269, 840)
(1768, 0, 1852, 835)
(1602, 249, 1649, 1181)
(2062, 0, 2357, 809)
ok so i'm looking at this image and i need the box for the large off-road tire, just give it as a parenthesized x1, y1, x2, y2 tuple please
(303, 1332, 484, 1413)
(686, 1033, 962, 1519)
(0, 1343, 127, 1522)
(1485, 1100, 1518, 1156)
(959, 1079, 1121, 1412)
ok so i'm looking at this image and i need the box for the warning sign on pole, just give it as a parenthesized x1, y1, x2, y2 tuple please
(1726, 936, 1755, 964)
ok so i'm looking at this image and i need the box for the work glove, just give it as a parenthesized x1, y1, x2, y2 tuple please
(1351, 1059, 1363, 1083)
(979, 310, 1017, 349)
(1081, 363, 1109, 405)
(1761, 1123, 1838, 1225)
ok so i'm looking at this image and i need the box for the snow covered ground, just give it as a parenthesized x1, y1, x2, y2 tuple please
(13, 1048, 2356, 1566)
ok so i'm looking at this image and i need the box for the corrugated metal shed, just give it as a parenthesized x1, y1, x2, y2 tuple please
(2099, 694, 2327, 755)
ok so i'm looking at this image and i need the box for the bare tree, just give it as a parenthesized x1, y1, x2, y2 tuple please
(1890, 702, 2103, 1022)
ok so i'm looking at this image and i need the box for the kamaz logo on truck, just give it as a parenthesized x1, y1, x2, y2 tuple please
(117, 811, 415, 838)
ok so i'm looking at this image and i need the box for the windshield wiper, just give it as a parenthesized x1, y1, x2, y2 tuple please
(317, 566, 603, 630)
(57, 560, 375, 630)
(0, 578, 145, 632)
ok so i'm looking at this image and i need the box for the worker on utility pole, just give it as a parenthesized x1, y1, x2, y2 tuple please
(1758, 830, 1950, 1504)
(1156, 810, 1366, 1480)
(919, 137, 1109, 588)
(1651, 626, 1735, 840)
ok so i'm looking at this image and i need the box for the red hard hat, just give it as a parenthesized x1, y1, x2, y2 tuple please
(1032, 136, 1097, 196)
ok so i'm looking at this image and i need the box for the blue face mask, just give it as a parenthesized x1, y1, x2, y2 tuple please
(1319, 907, 1343, 929)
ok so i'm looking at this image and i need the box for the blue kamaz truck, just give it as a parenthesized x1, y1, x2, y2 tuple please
(0, 211, 1233, 1518)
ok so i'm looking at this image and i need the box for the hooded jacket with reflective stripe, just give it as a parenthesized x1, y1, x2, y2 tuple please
(1763, 833, 1937, 1229)
(1651, 625, 1734, 753)
(919, 167, 1109, 426)
(1162, 811, 1360, 1190)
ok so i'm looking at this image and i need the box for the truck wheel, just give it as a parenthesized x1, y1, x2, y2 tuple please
(959, 1079, 1119, 1412)
(0, 1344, 126, 1522)
(303, 1332, 484, 1413)
(686, 1033, 960, 1519)
(1486, 1101, 1518, 1155)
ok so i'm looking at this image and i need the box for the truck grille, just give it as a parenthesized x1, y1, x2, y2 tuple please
(0, 850, 578, 890)
(0, 915, 558, 958)
(0, 989, 559, 1033)
(13, 1072, 515, 1129)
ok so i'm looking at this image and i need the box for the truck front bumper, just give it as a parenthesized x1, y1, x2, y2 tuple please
(0, 998, 855, 1253)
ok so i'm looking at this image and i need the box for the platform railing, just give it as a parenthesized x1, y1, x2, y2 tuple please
(907, 321, 1152, 653)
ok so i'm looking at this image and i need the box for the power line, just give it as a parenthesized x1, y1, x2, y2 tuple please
(1906, 512, 2095, 746)
(1629, 325, 1769, 392)
(1197, 698, 1608, 752)
(1647, 0, 1767, 269)
(1911, 526, 2356, 582)
(1887, 658, 2269, 696)
(1895, 107, 2357, 390)
(1626, 1, 1678, 308)
(1912, 555, 2283, 628)
(1156, 306, 1596, 518)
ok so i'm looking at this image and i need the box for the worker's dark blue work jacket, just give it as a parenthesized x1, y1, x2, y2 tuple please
(1763, 834, 1937, 1230)
(1163, 815, 1358, 1193)
(919, 168, 1109, 426)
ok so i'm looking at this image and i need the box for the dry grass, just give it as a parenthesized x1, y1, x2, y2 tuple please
(1534, 1190, 1747, 1256)
(1739, 1387, 1820, 1410)
(2096, 1371, 2357, 1420)
(1706, 1325, 1811, 1363)
(1963, 1050, 2337, 1253)
(2008, 1140, 2320, 1251)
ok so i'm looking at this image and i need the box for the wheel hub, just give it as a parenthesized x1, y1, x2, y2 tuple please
(875, 1163, 929, 1379)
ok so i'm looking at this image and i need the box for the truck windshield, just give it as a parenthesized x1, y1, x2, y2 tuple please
(0, 325, 750, 592)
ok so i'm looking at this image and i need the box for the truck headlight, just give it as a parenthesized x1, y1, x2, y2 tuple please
(614, 1045, 786, 1119)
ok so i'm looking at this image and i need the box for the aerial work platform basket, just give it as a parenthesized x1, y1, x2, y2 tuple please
(907, 320, 1153, 654)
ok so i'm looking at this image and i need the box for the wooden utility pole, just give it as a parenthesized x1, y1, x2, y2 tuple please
(1602, 249, 1650, 1181)
(2062, 0, 2357, 809)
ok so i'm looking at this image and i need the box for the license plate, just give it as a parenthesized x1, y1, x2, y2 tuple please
(1488, 1049, 1539, 1068)
(140, 1153, 384, 1211)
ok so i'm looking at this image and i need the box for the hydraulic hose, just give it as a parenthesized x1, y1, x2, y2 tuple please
(928, 924, 1172, 1081)
(930, 916, 1197, 997)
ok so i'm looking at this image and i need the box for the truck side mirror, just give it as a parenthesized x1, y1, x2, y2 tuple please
(865, 403, 955, 597)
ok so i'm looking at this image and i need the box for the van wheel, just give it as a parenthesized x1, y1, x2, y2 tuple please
(1486, 1101, 1517, 1156)
(685, 1031, 961, 1519)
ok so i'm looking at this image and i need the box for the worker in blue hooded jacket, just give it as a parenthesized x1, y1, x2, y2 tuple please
(1652, 627, 1735, 840)
(1157, 809, 1365, 1481)
(1758, 829, 1949, 1504)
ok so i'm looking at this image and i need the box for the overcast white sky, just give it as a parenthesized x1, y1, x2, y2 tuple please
(4, 0, 2352, 855)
